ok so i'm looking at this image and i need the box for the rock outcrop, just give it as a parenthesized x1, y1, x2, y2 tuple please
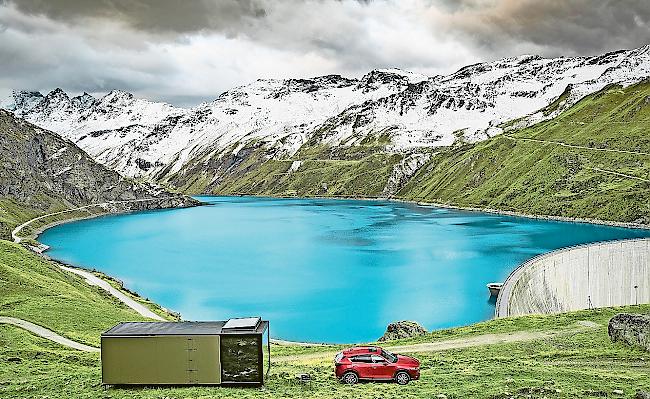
(379, 320, 427, 341)
(382, 153, 430, 197)
(608, 313, 650, 351)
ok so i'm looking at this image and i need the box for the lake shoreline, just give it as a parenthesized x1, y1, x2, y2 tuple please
(13, 196, 203, 246)
(21, 193, 649, 343)
(220, 193, 650, 231)
(23, 194, 650, 248)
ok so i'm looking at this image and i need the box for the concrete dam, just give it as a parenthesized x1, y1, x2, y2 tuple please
(496, 238, 650, 317)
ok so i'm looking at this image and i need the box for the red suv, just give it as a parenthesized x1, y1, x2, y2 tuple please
(334, 346, 420, 385)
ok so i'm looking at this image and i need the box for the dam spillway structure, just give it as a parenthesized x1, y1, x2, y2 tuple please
(101, 317, 270, 386)
(496, 238, 650, 317)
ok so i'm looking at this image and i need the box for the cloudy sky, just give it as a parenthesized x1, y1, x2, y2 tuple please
(0, 0, 648, 106)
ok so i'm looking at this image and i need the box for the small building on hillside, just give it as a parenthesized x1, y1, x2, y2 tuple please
(101, 317, 269, 386)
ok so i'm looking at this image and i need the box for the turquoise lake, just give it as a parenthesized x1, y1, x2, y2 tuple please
(39, 196, 650, 343)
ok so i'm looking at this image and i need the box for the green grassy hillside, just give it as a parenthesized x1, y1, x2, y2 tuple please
(1, 239, 650, 398)
(398, 81, 650, 223)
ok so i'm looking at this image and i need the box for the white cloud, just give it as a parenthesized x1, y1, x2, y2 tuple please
(0, 0, 648, 106)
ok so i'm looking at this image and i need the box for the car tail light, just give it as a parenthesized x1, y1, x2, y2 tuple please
(334, 352, 345, 366)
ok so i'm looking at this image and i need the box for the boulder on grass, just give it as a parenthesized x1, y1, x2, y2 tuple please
(379, 320, 427, 342)
(608, 313, 650, 351)
(636, 391, 650, 399)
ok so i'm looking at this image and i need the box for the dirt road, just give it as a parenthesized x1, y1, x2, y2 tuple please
(0, 316, 100, 352)
(273, 322, 599, 363)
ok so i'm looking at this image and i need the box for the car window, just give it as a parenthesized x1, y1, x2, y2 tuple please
(381, 349, 398, 363)
(350, 355, 372, 363)
(371, 355, 386, 363)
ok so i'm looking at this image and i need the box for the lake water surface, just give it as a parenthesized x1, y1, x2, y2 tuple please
(39, 196, 650, 343)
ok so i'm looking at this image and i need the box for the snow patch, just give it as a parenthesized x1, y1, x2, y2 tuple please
(289, 160, 303, 173)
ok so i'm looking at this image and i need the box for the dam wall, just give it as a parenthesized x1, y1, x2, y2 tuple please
(496, 238, 650, 317)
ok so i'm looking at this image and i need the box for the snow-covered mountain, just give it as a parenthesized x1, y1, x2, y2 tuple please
(3, 45, 650, 185)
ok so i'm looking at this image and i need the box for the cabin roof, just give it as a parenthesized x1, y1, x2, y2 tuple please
(102, 319, 268, 337)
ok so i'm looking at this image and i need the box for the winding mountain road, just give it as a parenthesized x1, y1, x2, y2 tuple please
(59, 265, 166, 321)
(11, 197, 170, 243)
(586, 167, 650, 183)
(503, 134, 650, 183)
(11, 198, 170, 321)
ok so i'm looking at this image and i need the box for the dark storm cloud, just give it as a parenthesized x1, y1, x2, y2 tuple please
(437, 0, 650, 57)
(5, 0, 267, 35)
(0, 0, 648, 106)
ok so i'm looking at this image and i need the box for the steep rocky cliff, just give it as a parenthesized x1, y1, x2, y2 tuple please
(0, 110, 198, 240)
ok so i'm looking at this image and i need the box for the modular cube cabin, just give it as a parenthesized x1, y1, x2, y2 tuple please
(101, 317, 270, 386)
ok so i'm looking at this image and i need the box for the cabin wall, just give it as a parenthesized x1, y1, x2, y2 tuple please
(101, 335, 221, 385)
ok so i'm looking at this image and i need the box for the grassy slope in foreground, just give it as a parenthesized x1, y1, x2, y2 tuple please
(0, 240, 150, 346)
(1, 240, 650, 398)
(399, 81, 650, 224)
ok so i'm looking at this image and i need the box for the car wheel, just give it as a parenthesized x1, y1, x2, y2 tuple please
(395, 371, 410, 385)
(342, 371, 359, 385)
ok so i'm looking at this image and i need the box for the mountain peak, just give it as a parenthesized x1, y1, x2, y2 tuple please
(361, 69, 406, 81)
(46, 88, 69, 98)
(71, 92, 97, 109)
(503, 54, 542, 64)
(39, 88, 72, 112)
(374, 68, 429, 83)
(630, 43, 650, 57)
(358, 69, 412, 91)
(2, 90, 45, 114)
(102, 90, 135, 103)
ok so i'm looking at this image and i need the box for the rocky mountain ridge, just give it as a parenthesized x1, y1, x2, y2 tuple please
(2, 45, 649, 194)
(0, 109, 197, 239)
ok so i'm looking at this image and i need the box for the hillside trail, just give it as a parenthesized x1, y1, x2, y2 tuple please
(11, 197, 169, 243)
(503, 135, 650, 157)
(0, 316, 100, 352)
(273, 321, 600, 363)
(503, 135, 650, 182)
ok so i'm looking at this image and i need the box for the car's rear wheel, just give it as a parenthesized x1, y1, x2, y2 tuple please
(342, 371, 359, 385)
(395, 371, 410, 385)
